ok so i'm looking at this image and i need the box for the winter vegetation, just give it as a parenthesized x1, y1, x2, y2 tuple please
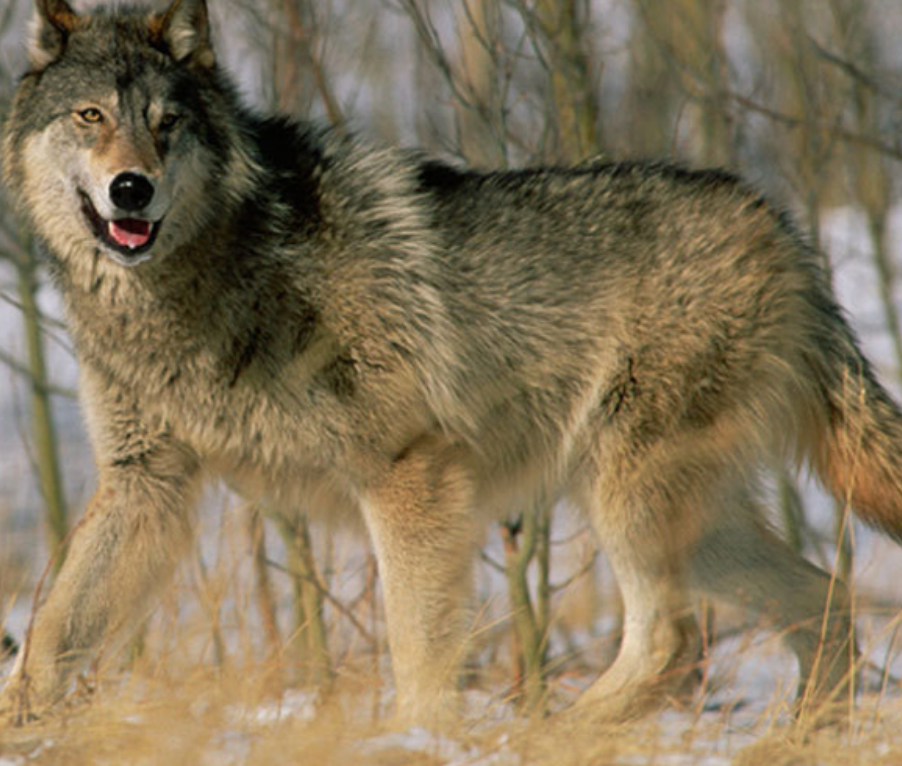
(2, 0, 902, 763)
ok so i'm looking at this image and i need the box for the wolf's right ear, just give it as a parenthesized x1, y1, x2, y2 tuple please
(150, 0, 215, 70)
(28, 0, 79, 70)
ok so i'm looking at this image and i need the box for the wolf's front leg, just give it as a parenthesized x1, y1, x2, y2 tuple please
(0, 439, 202, 720)
(361, 436, 478, 728)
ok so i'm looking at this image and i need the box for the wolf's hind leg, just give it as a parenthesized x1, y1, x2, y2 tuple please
(689, 488, 857, 714)
(0, 449, 201, 720)
(361, 435, 478, 728)
(570, 453, 708, 721)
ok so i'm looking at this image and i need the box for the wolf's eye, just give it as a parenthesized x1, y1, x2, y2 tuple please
(159, 113, 181, 131)
(77, 108, 104, 124)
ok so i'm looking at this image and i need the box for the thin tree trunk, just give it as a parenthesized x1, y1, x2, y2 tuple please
(247, 506, 282, 662)
(270, 510, 332, 684)
(455, 0, 506, 168)
(16, 238, 68, 571)
(502, 514, 546, 711)
(534, 0, 600, 162)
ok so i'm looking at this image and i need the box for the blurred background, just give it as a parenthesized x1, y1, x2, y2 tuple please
(1, 0, 901, 708)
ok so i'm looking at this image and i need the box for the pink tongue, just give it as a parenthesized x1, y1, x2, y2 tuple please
(108, 218, 151, 248)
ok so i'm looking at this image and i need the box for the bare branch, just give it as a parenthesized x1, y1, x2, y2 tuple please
(0, 347, 77, 399)
(396, 0, 478, 111)
(266, 557, 376, 647)
(0, 289, 71, 334)
(550, 551, 598, 593)
(725, 90, 902, 164)
(479, 549, 505, 573)
(807, 35, 900, 103)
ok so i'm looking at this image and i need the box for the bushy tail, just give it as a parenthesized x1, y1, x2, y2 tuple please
(810, 308, 902, 543)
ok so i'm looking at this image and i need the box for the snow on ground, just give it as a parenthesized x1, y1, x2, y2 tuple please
(0, 621, 896, 765)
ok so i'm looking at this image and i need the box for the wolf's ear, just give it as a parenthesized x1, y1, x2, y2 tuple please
(150, 0, 215, 69)
(28, 0, 79, 69)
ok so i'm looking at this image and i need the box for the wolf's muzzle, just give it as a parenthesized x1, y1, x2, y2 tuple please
(80, 171, 162, 264)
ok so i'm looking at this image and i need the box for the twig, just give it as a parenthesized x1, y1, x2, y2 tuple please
(724, 90, 902, 163)
(479, 549, 506, 573)
(550, 551, 598, 593)
(807, 35, 899, 102)
(266, 557, 376, 646)
(0, 347, 77, 399)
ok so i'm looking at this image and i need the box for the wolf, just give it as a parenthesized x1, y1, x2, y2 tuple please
(2, 0, 901, 727)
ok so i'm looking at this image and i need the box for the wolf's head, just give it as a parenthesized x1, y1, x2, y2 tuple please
(3, 0, 255, 270)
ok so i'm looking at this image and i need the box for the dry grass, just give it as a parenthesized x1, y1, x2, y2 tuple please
(1, 506, 901, 765)
(1, 660, 901, 766)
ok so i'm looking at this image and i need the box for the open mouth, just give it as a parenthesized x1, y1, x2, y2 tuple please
(80, 191, 161, 264)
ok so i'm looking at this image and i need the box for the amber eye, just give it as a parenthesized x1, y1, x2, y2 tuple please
(159, 112, 180, 130)
(77, 107, 104, 124)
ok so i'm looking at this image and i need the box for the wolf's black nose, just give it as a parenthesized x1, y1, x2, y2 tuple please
(110, 172, 155, 212)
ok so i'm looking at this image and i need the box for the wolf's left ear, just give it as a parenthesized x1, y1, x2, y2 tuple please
(150, 0, 215, 69)
(28, 0, 79, 69)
